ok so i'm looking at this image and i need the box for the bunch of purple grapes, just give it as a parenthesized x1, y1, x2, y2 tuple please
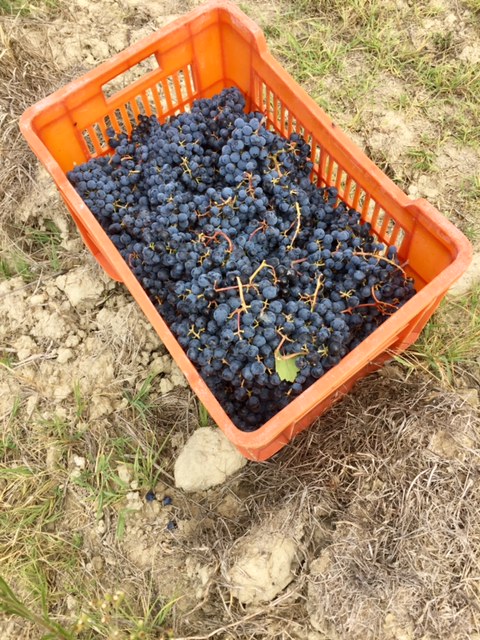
(68, 87, 415, 431)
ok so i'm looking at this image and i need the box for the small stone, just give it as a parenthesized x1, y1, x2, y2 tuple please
(25, 394, 38, 418)
(56, 266, 105, 309)
(73, 455, 86, 469)
(70, 468, 82, 480)
(458, 388, 479, 408)
(459, 44, 480, 65)
(216, 493, 241, 518)
(159, 377, 175, 395)
(170, 362, 187, 387)
(430, 429, 474, 460)
(46, 445, 61, 470)
(97, 519, 106, 534)
(130, 480, 139, 490)
(65, 333, 81, 348)
(91, 555, 104, 571)
(13, 335, 37, 361)
(57, 348, 74, 364)
(117, 464, 132, 484)
(228, 534, 300, 604)
(416, 174, 439, 200)
(150, 354, 171, 375)
(383, 612, 414, 640)
(174, 427, 247, 492)
(90, 395, 114, 420)
(30, 293, 46, 305)
(150, 501, 161, 515)
(126, 491, 143, 511)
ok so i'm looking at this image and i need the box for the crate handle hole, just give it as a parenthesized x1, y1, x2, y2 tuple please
(102, 54, 160, 100)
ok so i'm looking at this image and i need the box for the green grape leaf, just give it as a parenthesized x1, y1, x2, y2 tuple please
(275, 354, 300, 382)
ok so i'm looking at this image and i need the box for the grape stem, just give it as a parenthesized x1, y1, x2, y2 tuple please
(291, 258, 308, 267)
(341, 286, 400, 316)
(249, 260, 278, 285)
(249, 220, 268, 241)
(274, 332, 304, 361)
(201, 230, 233, 253)
(371, 285, 399, 313)
(236, 276, 249, 313)
(310, 274, 324, 312)
(287, 202, 302, 250)
(352, 251, 407, 278)
(230, 308, 244, 338)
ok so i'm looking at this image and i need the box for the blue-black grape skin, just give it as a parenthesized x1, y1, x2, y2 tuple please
(68, 87, 416, 432)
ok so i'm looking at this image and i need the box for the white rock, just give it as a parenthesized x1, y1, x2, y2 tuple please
(228, 534, 300, 604)
(174, 427, 247, 492)
(73, 455, 86, 469)
(30, 293, 46, 305)
(25, 394, 38, 418)
(89, 394, 114, 419)
(57, 348, 74, 364)
(429, 429, 474, 460)
(368, 111, 415, 163)
(117, 464, 132, 484)
(459, 44, 480, 65)
(13, 335, 37, 361)
(65, 333, 81, 348)
(56, 266, 105, 308)
(171, 361, 187, 387)
(46, 445, 61, 470)
(448, 253, 480, 297)
(70, 468, 82, 480)
(31, 310, 69, 341)
(126, 491, 143, 511)
(444, 12, 457, 27)
(457, 388, 479, 408)
(150, 354, 172, 376)
(159, 377, 175, 395)
(416, 174, 439, 200)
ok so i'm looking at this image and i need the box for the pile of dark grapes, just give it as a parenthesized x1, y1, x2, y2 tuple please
(68, 87, 415, 431)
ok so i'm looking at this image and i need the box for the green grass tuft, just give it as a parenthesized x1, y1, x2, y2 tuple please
(124, 372, 159, 420)
(0, 0, 57, 15)
(0, 251, 36, 282)
(396, 285, 480, 385)
(198, 402, 210, 427)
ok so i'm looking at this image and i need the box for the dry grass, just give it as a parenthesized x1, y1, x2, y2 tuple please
(396, 285, 480, 387)
(0, 15, 56, 210)
(140, 373, 479, 639)
(0, 9, 81, 283)
(299, 376, 480, 639)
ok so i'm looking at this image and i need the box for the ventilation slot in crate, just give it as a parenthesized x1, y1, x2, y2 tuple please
(80, 65, 197, 159)
(256, 79, 299, 137)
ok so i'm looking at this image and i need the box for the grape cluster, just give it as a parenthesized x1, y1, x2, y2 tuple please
(68, 87, 415, 431)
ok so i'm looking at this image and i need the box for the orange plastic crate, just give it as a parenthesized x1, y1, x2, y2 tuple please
(20, 0, 471, 461)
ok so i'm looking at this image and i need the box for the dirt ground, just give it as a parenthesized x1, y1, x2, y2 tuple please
(1, 0, 480, 638)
